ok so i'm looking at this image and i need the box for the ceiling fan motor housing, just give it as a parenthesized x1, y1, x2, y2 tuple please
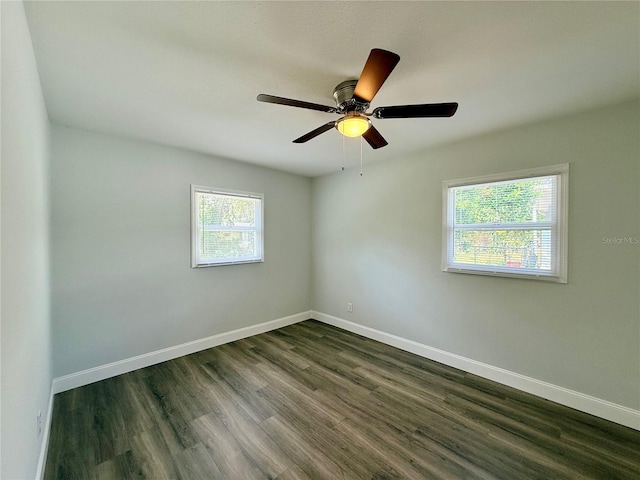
(333, 80, 369, 114)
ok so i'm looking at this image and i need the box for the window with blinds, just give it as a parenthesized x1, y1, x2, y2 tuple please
(442, 165, 568, 282)
(191, 186, 264, 267)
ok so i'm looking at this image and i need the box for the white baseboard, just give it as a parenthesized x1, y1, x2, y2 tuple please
(35, 384, 55, 480)
(52, 311, 311, 394)
(49, 309, 639, 432)
(311, 311, 640, 431)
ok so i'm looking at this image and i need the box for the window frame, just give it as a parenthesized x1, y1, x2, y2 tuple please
(191, 185, 264, 268)
(442, 164, 569, 283)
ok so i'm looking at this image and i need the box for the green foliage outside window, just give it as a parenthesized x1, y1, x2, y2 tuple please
(197, 193, 258, 260)
(453, 178, 551, 269)
(199, 194, 255, 227)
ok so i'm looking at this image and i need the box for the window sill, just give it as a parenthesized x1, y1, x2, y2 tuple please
(192, 258, 264, 268)
(443, 265, 567, 283)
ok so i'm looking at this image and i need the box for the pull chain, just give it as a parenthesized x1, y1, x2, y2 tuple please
(341, 133, 345, 171)
(339, 134, 364, 175)
(360, 135, 363, 176)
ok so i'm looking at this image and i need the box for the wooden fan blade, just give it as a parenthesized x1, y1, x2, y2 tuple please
(353, 49, 400, 103)
(372, 103, 458, 119)
(293, 121, 337, 143)
(257, 94, 338, 113)
(362, 124, 388, 149)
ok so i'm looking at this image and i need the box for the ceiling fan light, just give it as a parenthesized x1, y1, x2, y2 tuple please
(337, 115, 371, 137)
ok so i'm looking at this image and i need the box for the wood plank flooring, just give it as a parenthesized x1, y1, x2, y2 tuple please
(44, 320, 640, 479)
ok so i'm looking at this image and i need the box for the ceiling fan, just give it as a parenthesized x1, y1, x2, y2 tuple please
(257, 48, 458, 149)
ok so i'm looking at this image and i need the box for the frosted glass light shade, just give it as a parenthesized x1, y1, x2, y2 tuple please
(336, 115, 371, 137)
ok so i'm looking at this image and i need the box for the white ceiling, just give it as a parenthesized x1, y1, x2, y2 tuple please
(24, 1, 639, 177)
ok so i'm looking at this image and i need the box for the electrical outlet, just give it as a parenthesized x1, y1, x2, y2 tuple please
(347, 302, 353, 313)
(37, 410, 42, 437)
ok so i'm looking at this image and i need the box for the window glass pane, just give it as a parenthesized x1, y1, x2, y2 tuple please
(197, 193, 256, 227)
(192, 186, 263, 267)
(199, 231, 257, 261)
(453, 229, 552, 270)
(454, 176, 555, 225)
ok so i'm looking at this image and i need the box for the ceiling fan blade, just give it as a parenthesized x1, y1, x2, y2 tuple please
(257, 94, 338, 113)
(353, 49, 401, 103)
(372, 103, 458, 119)
(293, 121, 337, 143)
(362, 124, 388, 149)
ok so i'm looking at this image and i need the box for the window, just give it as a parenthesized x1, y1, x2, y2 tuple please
(443, 164, 568, 282)
(191, 186, 264, 267)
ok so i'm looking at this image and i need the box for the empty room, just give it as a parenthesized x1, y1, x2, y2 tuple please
(2, 1, 639, 479)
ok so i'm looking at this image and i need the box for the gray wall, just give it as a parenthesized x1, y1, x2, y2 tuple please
(312, 100, 639, 409)
(1, 2, 53, 478)
(51, 126, 312, 377)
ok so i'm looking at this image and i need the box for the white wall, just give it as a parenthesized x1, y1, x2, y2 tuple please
(51, 126, 311, 377)
(312, 100, 640, 410)
(1, 2, 53, 479)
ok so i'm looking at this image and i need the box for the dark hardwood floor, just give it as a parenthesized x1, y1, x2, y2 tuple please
(44, 320, 640, 480)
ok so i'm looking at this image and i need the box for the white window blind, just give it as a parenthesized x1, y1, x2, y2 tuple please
(443, 165, 568, 282)
(191, 186, 264, 267)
